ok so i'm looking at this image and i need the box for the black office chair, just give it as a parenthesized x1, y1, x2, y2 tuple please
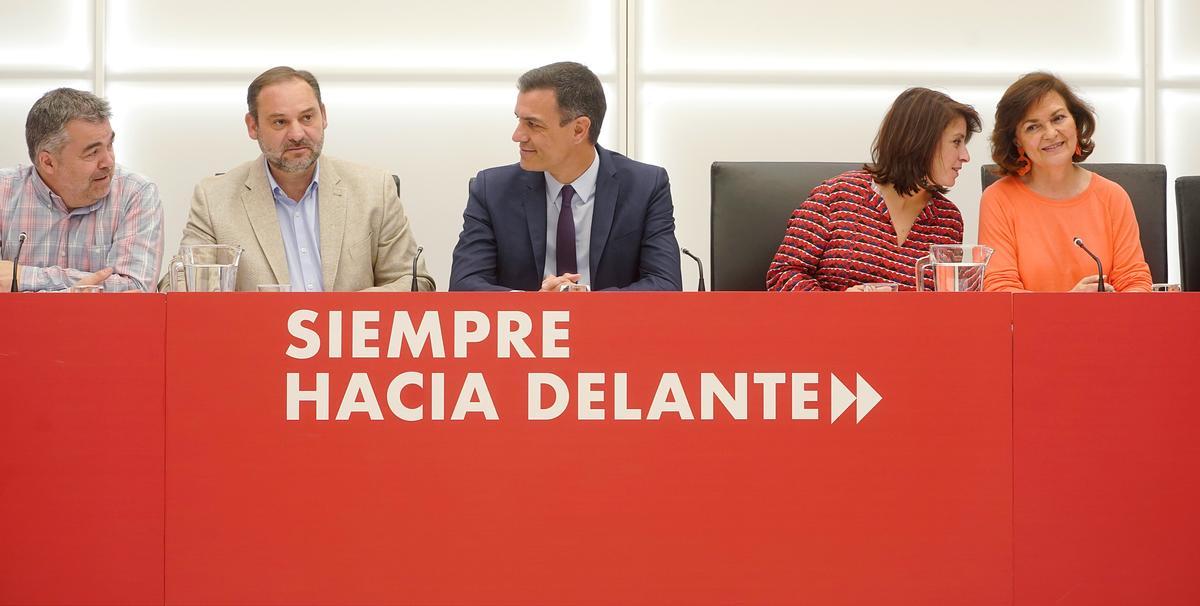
(980, 163, 1168, 283)
(710, 161, 862, 291)
(1176, 176, 1200, 291)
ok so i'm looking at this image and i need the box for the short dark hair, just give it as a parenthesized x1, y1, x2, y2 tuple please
(518, 61, 606, 144)
(247, 66, 323, 123)
(865, 87, 982, 197)
(990, 71, 1095, 177)
(25, 88, 111, 163)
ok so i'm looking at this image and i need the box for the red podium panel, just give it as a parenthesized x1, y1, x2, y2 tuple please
(0, 295, 165, 606)
(1013, 294, 1200, 605)
(165, 292, 1013, 605)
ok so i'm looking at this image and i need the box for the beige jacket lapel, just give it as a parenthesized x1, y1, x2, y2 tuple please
(317, 158, 347, 289)
(242, 159, 289, 283)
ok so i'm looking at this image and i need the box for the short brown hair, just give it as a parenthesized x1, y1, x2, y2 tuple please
(518, 61, 606, 145)
(865, 87, 981, 197)
(247, 66, 322, 123)
(990, 72, 1095, 177)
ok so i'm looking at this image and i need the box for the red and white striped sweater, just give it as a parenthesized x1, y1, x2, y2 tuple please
(766, 170, 964, 291)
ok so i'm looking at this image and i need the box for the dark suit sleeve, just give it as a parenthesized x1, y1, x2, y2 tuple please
(608, 166, 682, 291)
(449, 172, 509, 291)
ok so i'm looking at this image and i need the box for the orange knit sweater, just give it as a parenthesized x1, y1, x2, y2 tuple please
(977, 173, 1152, 292)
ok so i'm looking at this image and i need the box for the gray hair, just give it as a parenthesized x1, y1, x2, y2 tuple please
(25, 88, 112, 163)
(518, 62, 606, 145)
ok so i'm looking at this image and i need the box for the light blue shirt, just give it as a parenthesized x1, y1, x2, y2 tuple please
(543, 148, 600, 286)
(266, 161, 324, 292)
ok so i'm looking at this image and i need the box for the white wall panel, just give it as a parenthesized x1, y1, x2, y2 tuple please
(1162, 0, 1200, 79)
(0, 0, 91, 71)
(1073, 87, 1144, 164)
(1161, 90, 1200, 278)
(0, 81, 92, 167)
(639, 0, 1140, 77)
(108, 0, 618, 75)
(1162, 92, 1200, 177)
(640, 84, 908, 267)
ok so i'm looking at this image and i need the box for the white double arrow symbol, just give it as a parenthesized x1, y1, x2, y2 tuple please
(830, 374, 882, 423)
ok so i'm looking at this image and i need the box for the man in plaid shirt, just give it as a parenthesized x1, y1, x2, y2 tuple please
(0, 88, 163, 292)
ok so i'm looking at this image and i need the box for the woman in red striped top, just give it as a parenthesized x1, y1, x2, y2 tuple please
(766, 88, 981, 291)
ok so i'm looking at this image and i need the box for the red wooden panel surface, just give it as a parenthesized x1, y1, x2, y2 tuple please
(0, 294, 165, 606)
(165, 292, 1013, 605)
(1013, 293, 1200, 606)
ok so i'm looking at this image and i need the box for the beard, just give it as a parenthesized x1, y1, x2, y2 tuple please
(262, 138, 323, 174)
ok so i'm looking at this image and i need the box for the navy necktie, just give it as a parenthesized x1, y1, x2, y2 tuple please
(555, 184, 577, 275)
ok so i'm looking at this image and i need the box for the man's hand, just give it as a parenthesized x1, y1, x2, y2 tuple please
(1070, 274, 1114, 292)
(540, 273, 582, 292)
(74, 268, 114, 287)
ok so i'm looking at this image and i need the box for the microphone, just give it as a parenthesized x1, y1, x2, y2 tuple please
(411, 246, 423, 292)
(1073, 237, 1105, 292)
(10, 232, 27, 292)
(680, 247, 706, 292)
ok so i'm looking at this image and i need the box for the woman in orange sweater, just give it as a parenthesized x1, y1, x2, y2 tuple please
(978, 72, 1151, 292)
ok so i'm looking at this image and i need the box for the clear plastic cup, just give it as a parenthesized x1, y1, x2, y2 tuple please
(860, 282, 899, 292)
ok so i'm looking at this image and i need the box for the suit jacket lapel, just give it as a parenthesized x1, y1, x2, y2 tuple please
(590, 146, 617, 277)
(316, 158, 346, 290)
(522, 171, 547, 279)
(242, 159, 289, 283)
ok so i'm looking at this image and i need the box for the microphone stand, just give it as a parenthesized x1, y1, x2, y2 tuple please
(10, 232, 27, 292)
(1073, 237, 1105, 293)
(411, 246, 424, 292)
(681, 248, 706, 292)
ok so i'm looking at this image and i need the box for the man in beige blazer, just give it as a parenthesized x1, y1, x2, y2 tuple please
(170, 66, 433, 292)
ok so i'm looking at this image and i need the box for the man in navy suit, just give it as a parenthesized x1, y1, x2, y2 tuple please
(450, 62, 682, 292)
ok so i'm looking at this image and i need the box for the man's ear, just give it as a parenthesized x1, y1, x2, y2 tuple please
(37, 149, 56, 175)
(574, 116, 591, 144)
(245, 113, 259, 140)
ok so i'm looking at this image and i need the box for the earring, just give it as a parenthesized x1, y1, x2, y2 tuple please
(1016, 148, 1031, 176)
(1074, 143, 1082, 158)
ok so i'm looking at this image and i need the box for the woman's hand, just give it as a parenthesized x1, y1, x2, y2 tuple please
(1070, 274, 1114, 292)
